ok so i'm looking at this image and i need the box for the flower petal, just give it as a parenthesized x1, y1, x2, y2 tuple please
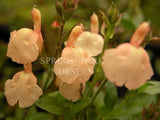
(4, 71, 42, 108)
(75, 32, 104, 56)
(102, 43, 153, 90)
(54, 47, 96, 84)
(59, 80, 85, 102)
(7, 28, 39, 64)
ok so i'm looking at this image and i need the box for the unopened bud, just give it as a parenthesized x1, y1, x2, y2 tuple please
(63, 0, 79, 21)
(55, 0, 63, 17)
(107, 2, 120, 23)
(63, 0, 68, 11)
(51, 21, 60, 28)
(51, 21, 60, 43)
(91, 13, 99, 34)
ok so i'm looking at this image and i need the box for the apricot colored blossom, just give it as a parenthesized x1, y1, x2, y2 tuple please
(54, 25, 96, 101)
(59, 81, 85, 101)
(5, 71, 42, 108)
(102, 22, 153, 90)
(75, 13, 104, 56)
(7, 8, 43, 64)
(54, 47, 96, 84)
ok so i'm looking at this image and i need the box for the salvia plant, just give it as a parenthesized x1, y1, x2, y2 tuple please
(2, 0, 160, 120)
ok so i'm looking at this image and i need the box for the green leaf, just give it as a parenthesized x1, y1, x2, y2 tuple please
(25, 113, 53, 120)
(104, 81, 118, 110)
(6, 117, 15, 120)
(35, 96, 64, 115)
(94, 87, 105, 109)
(87, 108, 97, 120)
(15, 108, 24, 120)
(99, 10, 111, 28)
(24, 106, 53, 120)
(106, 24, 115, 39)
(71, 97, 92, 113)
(64, 10, 75, 22)
(138, 81, 160, 95)
(105, 94, 156, 120)
(137, 82, 153, 93)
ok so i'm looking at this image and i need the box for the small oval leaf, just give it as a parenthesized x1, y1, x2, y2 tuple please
(35, 96, 64, 115)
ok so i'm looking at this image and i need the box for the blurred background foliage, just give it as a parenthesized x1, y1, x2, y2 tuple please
(0, 0, 160, 119)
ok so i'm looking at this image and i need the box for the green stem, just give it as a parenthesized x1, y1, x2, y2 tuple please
(87, 23, 115, 97)
(86, 79, 108, 117)
(87, 38, 108, 97)
(54, 21, 65, 58)
(91, 78, 107, 104)
(43, 21, 65, 91)
(21, 108, 29, 120)
(42, 65, 52, 90)
(66, 111, 77, 120)
(105, 92, 135, 119)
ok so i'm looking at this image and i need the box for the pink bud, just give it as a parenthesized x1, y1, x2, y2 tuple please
(51, 21, 60, 27)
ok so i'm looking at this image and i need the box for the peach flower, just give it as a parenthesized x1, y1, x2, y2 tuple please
(75, 13, 104, 56)
(5, 71, 42, 108)
(102, 22, 153, 90)
(54, 25, 96, 101)
(7, 8, 43, 64)
(59, 81, 85, 101)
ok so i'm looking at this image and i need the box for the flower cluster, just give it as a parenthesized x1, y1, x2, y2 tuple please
(54, 13, 105, 101)
(5, 8, 43, 108)
(5, 6, 154, 107)
(54, 25, 96, 101)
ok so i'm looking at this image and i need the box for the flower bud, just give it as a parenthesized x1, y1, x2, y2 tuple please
(63, 0, 79, 21)
(55, 0, 63, 17)
(91, 13, 99, 34)
(51, 21, 60, 43)
(63, 0, 79, 11)
(107, 2, 120, 23)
